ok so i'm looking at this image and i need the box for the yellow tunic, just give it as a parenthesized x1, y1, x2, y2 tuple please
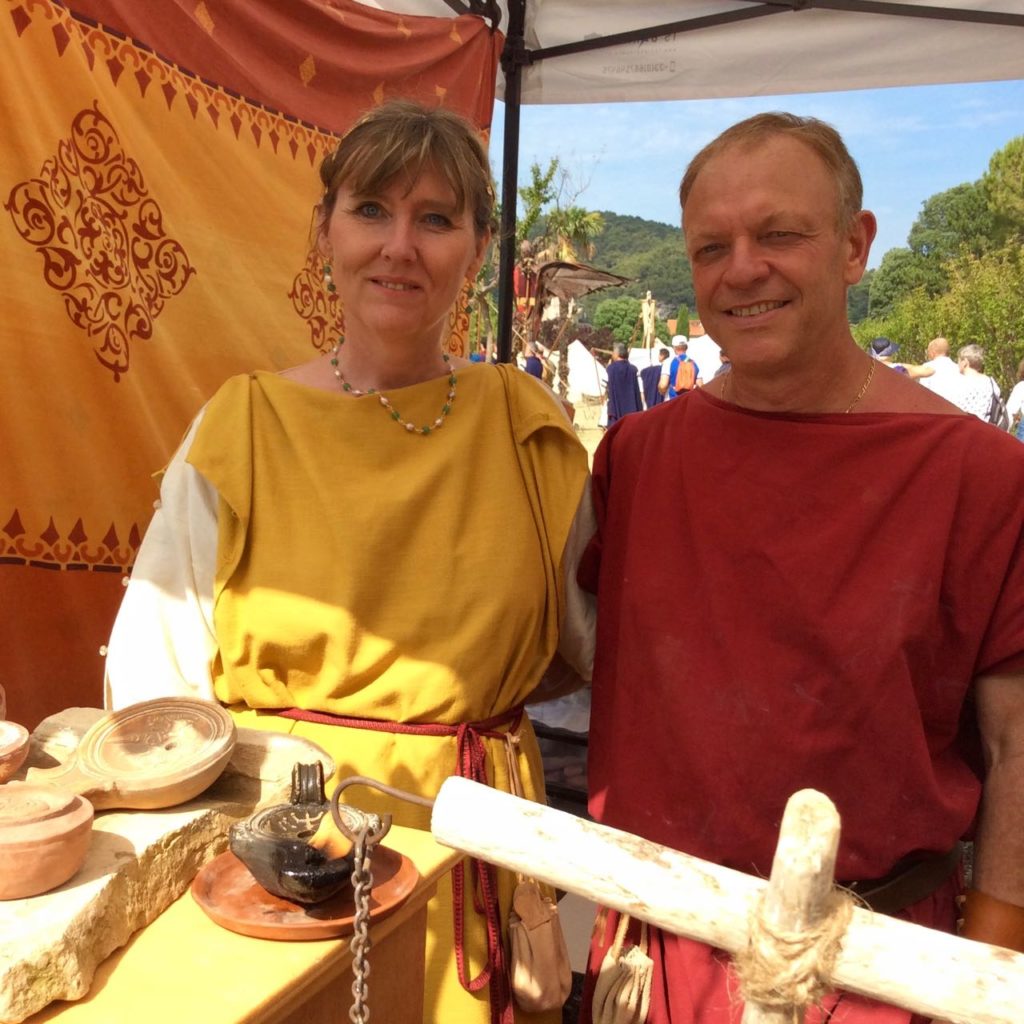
(187, 362, 588, 1024)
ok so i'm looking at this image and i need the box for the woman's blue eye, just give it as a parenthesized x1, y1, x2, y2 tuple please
(424, 212, 452, 227)
(357, 202, 382, 218)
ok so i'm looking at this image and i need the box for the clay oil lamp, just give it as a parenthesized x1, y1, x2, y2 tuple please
(0, 782, 94, 900)
(229, 762, 362, 905)
(27, 697, 236, 809)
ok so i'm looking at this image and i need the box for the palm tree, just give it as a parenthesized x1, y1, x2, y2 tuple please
(546, 206, 605, 262)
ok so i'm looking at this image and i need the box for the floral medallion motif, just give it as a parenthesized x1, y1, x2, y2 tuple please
(289, 249, 342, 354)
(4, 103, 195, 380)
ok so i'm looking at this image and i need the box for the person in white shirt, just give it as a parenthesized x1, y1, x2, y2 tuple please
(900, 336, 969, 409)
(1006, 356, 1024, 441)
(957, 343, 1002, 422)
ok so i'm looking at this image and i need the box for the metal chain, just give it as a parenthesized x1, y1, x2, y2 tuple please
(348, 815, 390, 1024)
(348, 824, 373, 1024)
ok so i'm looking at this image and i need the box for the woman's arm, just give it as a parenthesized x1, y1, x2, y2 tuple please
(104, 413, 220, 709)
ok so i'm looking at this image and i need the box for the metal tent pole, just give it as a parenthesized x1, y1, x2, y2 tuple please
(495, 0, 526, 364)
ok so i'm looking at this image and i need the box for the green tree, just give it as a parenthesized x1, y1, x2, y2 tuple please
(517, 160, 559, 244)
(907, 182, 994, 261)
(868, 247, 945, 318)
(847, 270, 872, 324)
(982, 136, 1024, 245)
(546, 205, 605, 261)
(675, 303, 690, 334)
(592, 297, 642, 345)
(943, 243, 1024, 388)
(852, 287, 944, 365)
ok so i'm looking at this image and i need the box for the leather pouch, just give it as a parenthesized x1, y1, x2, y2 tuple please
(592, 910, 652, 1024)
(509, 879, 573, 1011)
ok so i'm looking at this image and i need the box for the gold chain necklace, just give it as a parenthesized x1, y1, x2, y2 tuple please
(329, 339, 457, 436)
(721, 358, 875, 413)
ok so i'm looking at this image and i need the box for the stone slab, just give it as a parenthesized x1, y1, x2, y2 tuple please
(0, 708, 334, 1024)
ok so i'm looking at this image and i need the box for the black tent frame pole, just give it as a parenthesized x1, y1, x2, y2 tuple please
(496, 0, 527, 364)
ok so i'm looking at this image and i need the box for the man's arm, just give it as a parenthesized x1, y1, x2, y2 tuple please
(961, 670, 1024, 950)
(896, 362, 936, 380)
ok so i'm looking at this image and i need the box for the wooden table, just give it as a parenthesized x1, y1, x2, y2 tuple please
(28, 826, 461, 1024)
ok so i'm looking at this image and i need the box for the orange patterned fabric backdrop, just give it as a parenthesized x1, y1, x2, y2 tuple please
(0, 0, 500, 727)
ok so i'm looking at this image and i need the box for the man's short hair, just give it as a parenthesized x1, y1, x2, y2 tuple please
(927, 337, 950, 359)
(957, 344, 985, 371)
(658, 348, 670, 361)
(613, 342, 629, 359)
(679, 112, 864, 229)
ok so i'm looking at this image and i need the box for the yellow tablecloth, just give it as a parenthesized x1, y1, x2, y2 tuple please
(28, 825, 461, 1024)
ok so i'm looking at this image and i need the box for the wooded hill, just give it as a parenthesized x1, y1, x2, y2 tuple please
(579, 210, 873, 327)
(580, 211, 694, 318)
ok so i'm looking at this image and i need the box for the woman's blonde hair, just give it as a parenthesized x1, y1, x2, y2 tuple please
(317, 100, 495, 239)
(679, 112, 864, 230)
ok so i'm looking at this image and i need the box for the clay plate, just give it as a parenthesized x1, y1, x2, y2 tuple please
(27, 697, 236, 809)
(191, 846, 419, 940)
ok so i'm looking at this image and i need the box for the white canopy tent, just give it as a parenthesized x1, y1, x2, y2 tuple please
(362, 0, 1024, 356)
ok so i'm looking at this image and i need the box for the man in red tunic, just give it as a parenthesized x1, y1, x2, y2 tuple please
(579, 113, 1024, 1023)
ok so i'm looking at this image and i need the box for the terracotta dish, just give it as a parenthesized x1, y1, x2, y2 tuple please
(0, 782, 94, 899)
(0, 720, 30, 784)
(192, 845, 419, 940)
(26, 697, 236, 809)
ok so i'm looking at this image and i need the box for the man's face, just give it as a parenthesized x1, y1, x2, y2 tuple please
(683, 136, 874, 376)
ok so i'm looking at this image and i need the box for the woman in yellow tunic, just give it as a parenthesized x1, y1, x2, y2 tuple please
(105, 101, 593, 1024)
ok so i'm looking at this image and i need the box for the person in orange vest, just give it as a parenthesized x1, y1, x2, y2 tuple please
(658, 335, 703, 399)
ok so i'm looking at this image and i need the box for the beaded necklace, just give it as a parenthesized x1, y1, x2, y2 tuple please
(329, 339, 457, 436)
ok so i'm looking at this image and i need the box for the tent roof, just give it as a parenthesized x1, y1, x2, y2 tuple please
(364, 1, 1024, 104)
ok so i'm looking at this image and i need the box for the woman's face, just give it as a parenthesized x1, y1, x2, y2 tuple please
(321, 165, 489, 351)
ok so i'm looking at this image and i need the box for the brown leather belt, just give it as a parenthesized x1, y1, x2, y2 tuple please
(842, 843, 963, 915)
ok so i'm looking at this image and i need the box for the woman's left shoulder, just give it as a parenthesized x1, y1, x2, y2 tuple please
(492, 364, 579, 439)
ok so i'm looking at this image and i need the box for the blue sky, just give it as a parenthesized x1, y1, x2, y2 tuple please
(490, 79, 1024, 270)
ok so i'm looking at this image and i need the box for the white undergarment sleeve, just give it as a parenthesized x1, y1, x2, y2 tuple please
(104, 410, 219, 709)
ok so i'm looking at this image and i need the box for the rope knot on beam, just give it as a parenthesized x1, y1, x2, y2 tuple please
(735, 887, 854, 1011)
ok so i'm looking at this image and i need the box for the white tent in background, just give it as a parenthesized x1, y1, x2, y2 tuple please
(566, 339, 608, 404)
(686, 334, 724, 382)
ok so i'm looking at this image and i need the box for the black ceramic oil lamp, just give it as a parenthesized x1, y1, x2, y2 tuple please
(229, 761, 362, 904)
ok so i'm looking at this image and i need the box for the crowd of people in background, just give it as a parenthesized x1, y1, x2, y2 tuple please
(515, 329, 1023, 440)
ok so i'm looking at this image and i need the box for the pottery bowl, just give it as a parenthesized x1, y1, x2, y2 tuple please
(229, 802, 356, 904)
(0, 720, 30, 783)
(0, 783, 94, 900)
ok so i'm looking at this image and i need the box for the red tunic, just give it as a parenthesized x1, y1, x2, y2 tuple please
(579, 388, 1024, 1023)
